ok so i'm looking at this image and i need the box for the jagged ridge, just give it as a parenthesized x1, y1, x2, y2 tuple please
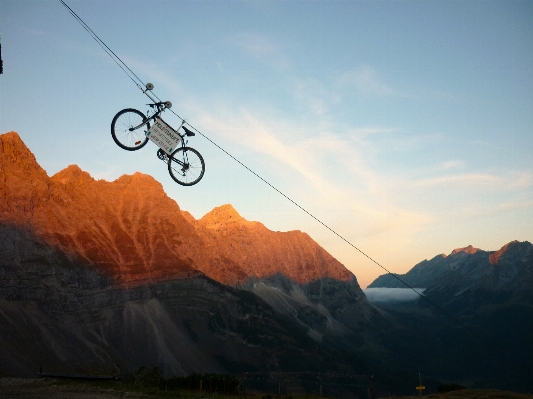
(0, 131, 354, 287)
(368, 240, 533, 291)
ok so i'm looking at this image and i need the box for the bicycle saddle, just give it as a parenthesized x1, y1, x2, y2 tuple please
(182, 126, 195, 136)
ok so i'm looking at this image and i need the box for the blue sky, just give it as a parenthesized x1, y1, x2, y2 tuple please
(1, 0, 532, 288)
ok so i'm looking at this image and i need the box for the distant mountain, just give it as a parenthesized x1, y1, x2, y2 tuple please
(367, 241, 533, 393)
(368, 241, 533, 298)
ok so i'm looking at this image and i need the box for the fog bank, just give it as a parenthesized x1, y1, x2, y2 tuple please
(363, 288, 426, 303)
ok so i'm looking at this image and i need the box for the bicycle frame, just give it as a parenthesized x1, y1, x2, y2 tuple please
(158, 137, 190, 164)
(129, 83, 186, 139)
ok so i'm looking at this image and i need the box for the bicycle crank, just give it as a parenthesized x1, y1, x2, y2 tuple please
(156, 149, 168, 162)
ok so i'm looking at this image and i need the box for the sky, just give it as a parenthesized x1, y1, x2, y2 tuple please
(1, 0, 532, 288)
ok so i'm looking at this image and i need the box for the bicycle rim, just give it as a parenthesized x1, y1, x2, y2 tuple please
(111, 109, 149, 151)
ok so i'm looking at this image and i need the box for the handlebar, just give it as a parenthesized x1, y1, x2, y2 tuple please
(148, 101, 172, 109)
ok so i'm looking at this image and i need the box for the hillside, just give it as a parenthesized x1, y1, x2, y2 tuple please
(0, 131, 378, 379)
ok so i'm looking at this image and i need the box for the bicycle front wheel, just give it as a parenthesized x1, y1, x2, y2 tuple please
(111, 108, 150, 151)
(168, 147, 205, 186)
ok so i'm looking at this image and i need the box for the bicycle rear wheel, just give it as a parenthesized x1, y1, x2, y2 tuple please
(111, 108, 150, 151)
(168, 147, 205, 186)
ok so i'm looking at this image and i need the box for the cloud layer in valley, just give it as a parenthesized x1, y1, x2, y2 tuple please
(363, 288, 426, 303)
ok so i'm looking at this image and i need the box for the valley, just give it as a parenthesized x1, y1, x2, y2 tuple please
(1, 131, 532, 395)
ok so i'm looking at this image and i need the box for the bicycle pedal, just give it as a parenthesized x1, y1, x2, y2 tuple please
(156, 149, 166, 161)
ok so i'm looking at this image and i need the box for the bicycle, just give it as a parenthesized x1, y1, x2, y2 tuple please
(111, 83, 205, 186)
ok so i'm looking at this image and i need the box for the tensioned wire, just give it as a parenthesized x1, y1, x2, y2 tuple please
(58, 0, 162, 103)
(58, 0, 512, 363)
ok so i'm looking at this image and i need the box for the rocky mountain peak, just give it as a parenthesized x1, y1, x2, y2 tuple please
(370, 240, 533, 293)
(199, 204, 246, 228)
(1, 131, 358, 288)
(114, 171, 160, 185)
(0, 131, 48, 180)
(110, 172, 167, 196)
(1, 131, 33, 160)
(52, 164, 94, 185)
(450, 245, 479, 256)
(489, 240, 519, 265)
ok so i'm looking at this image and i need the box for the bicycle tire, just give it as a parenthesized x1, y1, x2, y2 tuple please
(167, 147, 205, 186)
(111, 108, 150, 151)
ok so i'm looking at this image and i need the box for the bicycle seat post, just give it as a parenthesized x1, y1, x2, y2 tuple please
(176, 119, 186, 133)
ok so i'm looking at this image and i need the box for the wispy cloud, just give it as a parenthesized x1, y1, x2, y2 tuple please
(509, 171, 533, 189)
(287, 77, 341, 117)
(438, 160, 466, 170)
(338, 66, 396, 96)
(225, 32, 291, 71)
(441, 197, 533, 220)
(196, 108, 349, 203)
(409, 169, 533, 191)
(412, 173, 500, 187)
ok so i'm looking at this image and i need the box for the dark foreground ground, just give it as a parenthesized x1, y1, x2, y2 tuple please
(1, 379, 532, 399)
(0, 378, 145, 399)
(400, 390, 533, 399)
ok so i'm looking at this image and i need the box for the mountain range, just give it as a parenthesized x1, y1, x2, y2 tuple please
(1, 131, 532, 394)
(0, 132, 378, 380)
(1, 130, 350, 287)
(369, 242, 533, 292)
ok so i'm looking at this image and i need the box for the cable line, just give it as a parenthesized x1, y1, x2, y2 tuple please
(58, 0, 160, 101)
(58, 0, 515, 365)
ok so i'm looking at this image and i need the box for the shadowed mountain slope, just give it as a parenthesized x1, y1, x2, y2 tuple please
(1, 224, 368, 377)
(368, 241, 533, 294)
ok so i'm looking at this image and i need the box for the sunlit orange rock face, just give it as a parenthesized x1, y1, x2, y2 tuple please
(489, 240, 518, 265)
(0, 131, 353, 287)
(192, 204, 353, 284)
(450, 245, 479, 256)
